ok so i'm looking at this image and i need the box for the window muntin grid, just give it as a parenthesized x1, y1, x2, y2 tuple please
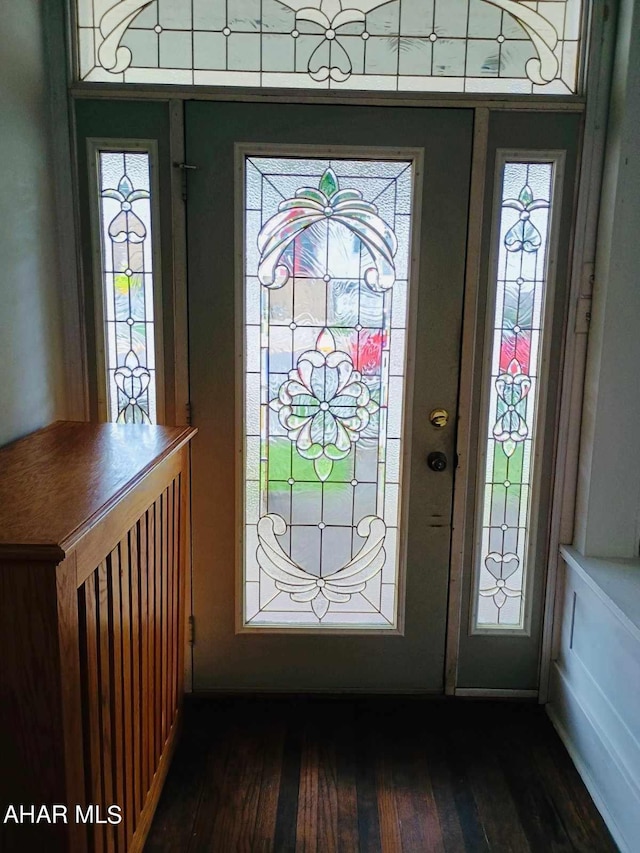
(76, 0, 585, 94)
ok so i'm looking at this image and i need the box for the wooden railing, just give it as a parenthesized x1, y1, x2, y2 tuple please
(0, 422, 195, 853)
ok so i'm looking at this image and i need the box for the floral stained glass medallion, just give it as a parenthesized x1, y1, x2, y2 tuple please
(96, 150, 158, 423)
(475, 160, 557, 629)
(243, 155, 415, 628)
(76, 0, 585, 94)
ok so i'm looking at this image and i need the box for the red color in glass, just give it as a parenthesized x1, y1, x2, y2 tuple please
(352, 330, 386, 375)
(499, 332, 530, 373)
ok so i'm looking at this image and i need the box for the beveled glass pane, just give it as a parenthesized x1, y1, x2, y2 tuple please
(475, 160, 555, 630)
(243, 155, 414, 628)
(97, 150, 157, 424)
(76, 0, 585, 94)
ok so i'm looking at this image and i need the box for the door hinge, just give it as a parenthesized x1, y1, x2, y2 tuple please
(575, 263, 594, 334)
(575, 295, 592, 334)
(185, 400, 192, 425)
(187, 614, 195, 645)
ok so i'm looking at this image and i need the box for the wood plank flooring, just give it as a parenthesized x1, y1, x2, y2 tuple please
(145, 697, 616, 852)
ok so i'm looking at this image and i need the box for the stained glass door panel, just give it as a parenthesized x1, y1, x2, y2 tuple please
(243, 156, 415, 628)
(187, 102, 471, 689)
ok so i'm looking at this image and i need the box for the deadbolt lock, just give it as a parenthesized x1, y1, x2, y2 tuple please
(427, 452, 448, 472)
(429, 408, 449, 429)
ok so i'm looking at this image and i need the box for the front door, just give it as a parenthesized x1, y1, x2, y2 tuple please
(186, 102, 472, 691)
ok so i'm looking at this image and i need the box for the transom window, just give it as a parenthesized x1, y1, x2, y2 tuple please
(75, 0, 585, 94)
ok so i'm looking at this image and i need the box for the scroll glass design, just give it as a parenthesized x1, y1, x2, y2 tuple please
(76, 0, 584, 94)
(243, 155, 414, 628)
(475, 160, 556, 629)
(97, 150, 157, 423)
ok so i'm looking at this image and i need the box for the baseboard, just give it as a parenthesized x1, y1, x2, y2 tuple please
(547, 662, 640, 853)
(189, 686, 444, 696)
(454, 688, 538, 699)
(187, 686, 540, 699)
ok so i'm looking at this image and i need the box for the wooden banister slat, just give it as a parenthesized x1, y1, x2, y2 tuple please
(97, 561, 116, 853)
(167, 482, 175, 725)
(140, 510, 151, 807)
(161, 488, 169, 750)
(82, 572, 105, 853)
(154, 495, 163, 763)
(109, 547, 126, 853)
(172, 477, 180, 716)
(120, 536, 134, 846)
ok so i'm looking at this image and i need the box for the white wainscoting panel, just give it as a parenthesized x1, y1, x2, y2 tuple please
(547, 547, 640, 853)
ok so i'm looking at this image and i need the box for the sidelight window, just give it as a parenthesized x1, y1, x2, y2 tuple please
(89, 143, 163, 424)
(473, 154, 562, 631)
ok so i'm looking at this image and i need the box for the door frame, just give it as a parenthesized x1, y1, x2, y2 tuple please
(64, 0, 617, 696)
(179, 101, 581, 692)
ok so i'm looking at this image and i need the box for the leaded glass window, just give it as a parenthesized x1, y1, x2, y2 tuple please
(76, 0, 585, 94)
(242, 153, 416, 629)
(91, 145, 161, 423)
(474, 156, 560, 630)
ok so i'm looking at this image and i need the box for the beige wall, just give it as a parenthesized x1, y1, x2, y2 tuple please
(0, 0, 66, 446)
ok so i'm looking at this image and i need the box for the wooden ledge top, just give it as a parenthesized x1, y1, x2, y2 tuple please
(0, 421, 196, 560)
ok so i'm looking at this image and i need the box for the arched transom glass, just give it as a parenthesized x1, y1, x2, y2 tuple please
(76, 0, 585, 94)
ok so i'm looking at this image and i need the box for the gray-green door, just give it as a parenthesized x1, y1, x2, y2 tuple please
(186, 102, 472, 691)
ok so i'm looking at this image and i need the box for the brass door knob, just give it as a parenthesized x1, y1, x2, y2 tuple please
(429, 408, 449, 429)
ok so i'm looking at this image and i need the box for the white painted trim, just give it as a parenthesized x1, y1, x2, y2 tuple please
(547, 666, 636, 853)
(547, 543, 640, 852)
(86, 138, 166, 424)
(454, 687, 539, 698)
(560, 546, 640, 643)
(539, 0, 619, 705)
(233, 144, 424, 636)
(470, 150, 565, 636)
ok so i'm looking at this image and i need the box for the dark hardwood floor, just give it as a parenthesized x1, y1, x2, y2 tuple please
(145, 696, 616, 852)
